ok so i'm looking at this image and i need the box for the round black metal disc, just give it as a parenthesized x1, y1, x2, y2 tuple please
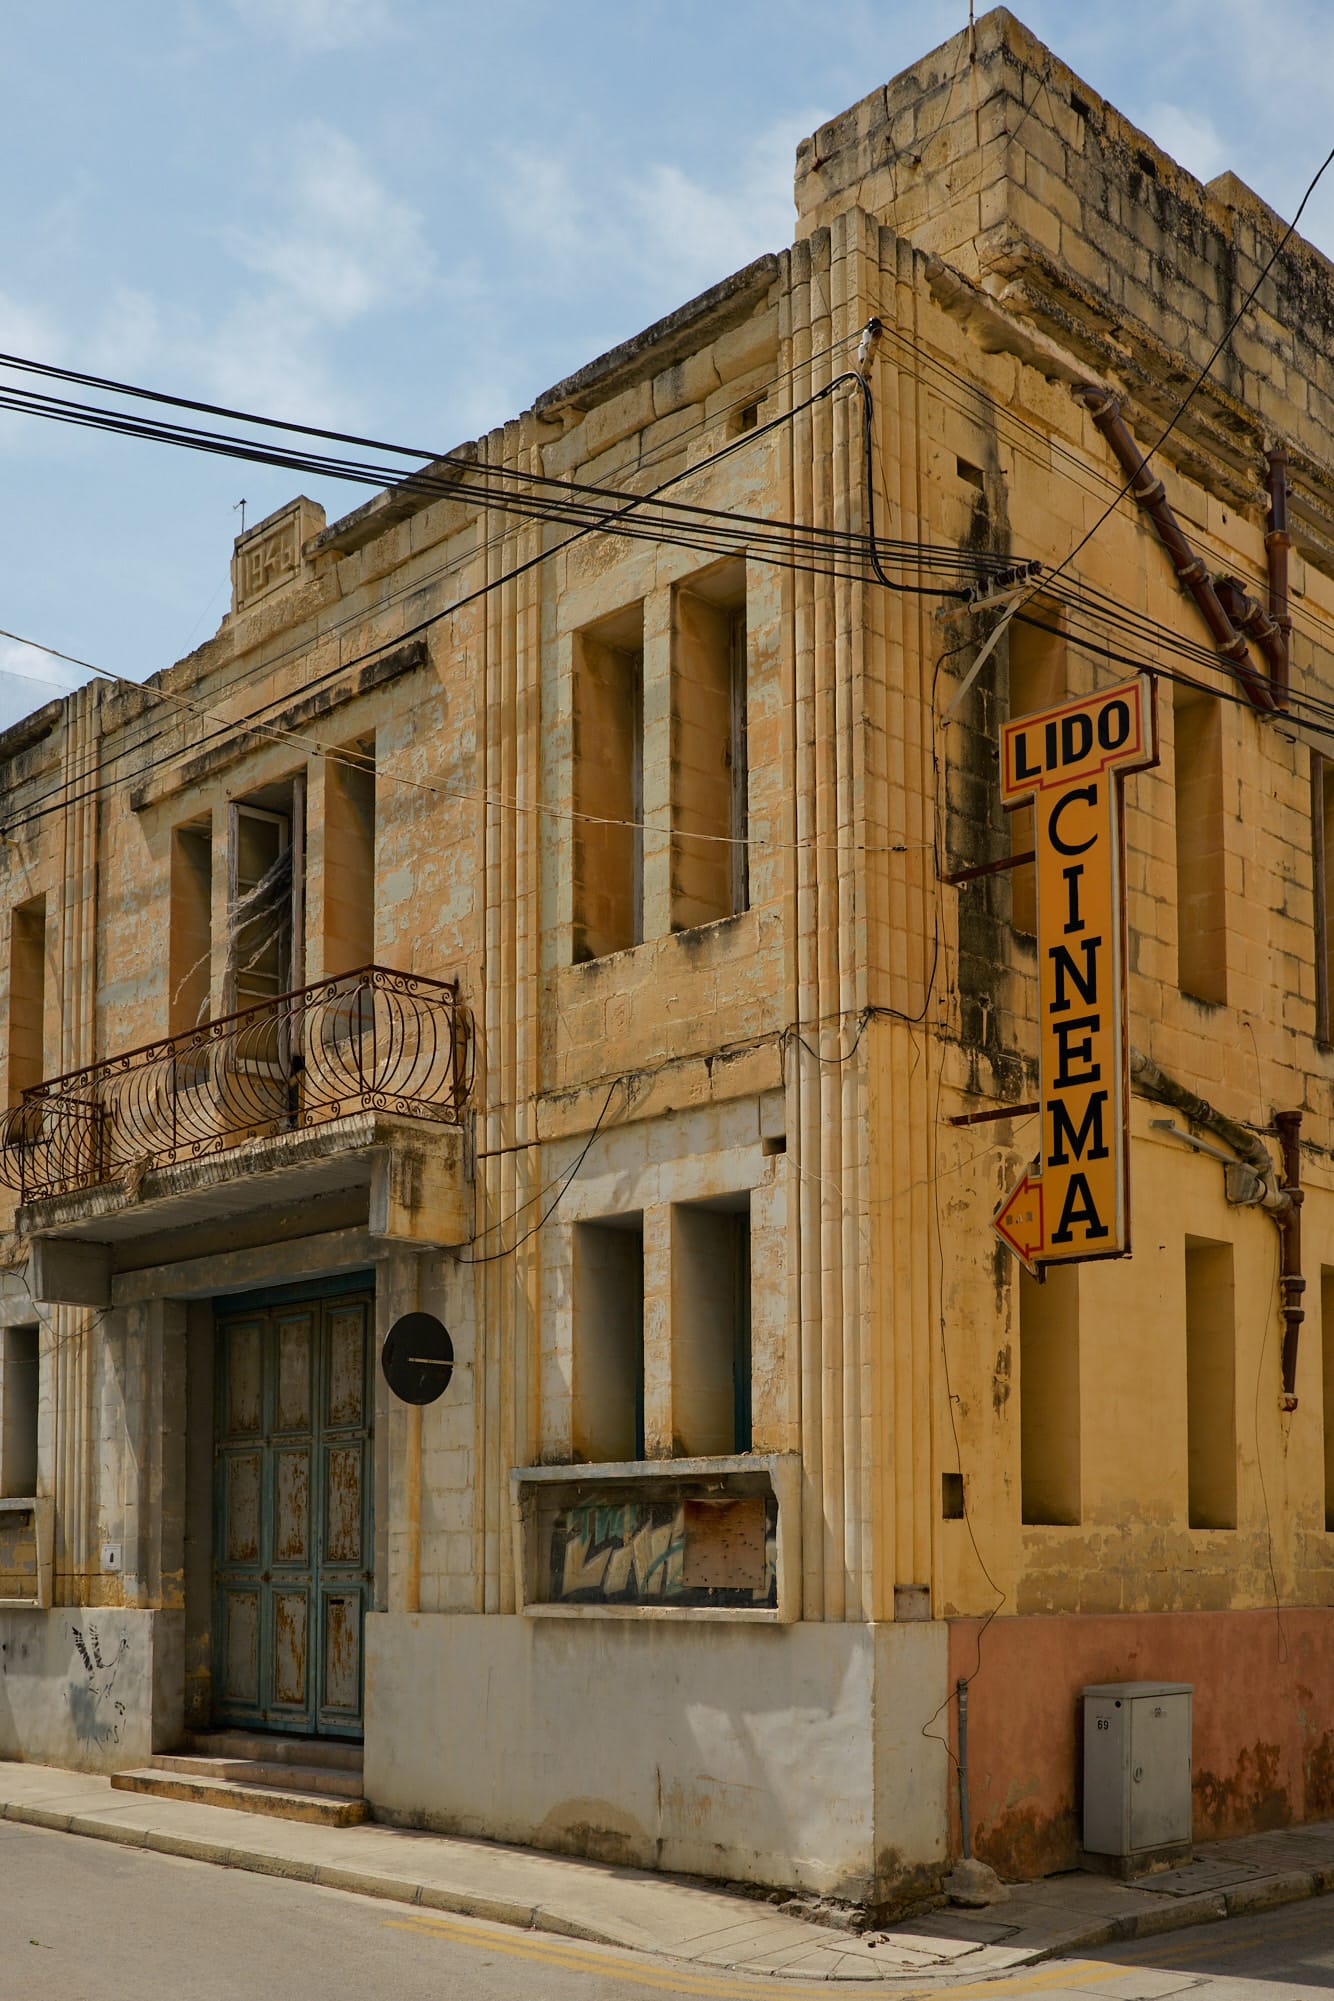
(381, 1312, 454, 1405)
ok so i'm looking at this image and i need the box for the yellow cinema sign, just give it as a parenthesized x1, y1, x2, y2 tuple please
(993, 676, 1158, 1271)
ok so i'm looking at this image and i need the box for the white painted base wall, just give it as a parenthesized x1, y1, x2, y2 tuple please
(365, 1612, 948, 1899)
(0, 1607, 181, 1773)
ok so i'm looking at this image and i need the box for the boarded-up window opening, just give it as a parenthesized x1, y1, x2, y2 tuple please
(572, 607, 644, 962)
(1186, 1236, 1236, 1529)
(170, 816, 213, 1033)
(671, 1197, 752, 1457)
(1006, 610, 1066, 937)
(671, 561, 749, 930)
(572, 1215, 645, 1462)
(324, 745, 375, 978)
(6, 896, 46, 1107)
(1019, 1263, 1080, 1524)
(1174, 688, 1227, 1005)
(1, 1326, 38, 1500)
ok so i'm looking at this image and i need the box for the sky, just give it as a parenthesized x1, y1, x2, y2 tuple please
(2, 0, 1333, 731)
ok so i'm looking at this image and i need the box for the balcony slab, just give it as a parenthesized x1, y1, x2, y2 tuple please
(21, 1112, 470, 1302)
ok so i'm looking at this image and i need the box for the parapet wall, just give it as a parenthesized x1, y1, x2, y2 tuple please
(796, 7, 1334, 549)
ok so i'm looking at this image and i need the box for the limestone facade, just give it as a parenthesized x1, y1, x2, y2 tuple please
(0, 7, 1331, 1898)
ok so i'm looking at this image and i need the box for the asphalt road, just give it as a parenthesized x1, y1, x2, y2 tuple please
(1091, 1897, 1334, 1989)
(4, 1820, 1334, 2001)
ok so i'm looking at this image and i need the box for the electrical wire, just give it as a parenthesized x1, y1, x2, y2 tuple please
(0, 344, 907, 826)
(955, 132, 1334, 682)
(456, 1080, 622, 1264)
(0, 329, 877, 813)
(0, 370, 1008, 583)
(0, 352, 1016, 848)
(882, 308, 1334, 692)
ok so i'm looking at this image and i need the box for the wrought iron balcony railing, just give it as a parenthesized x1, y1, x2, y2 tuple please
(0, 965, 469, 1205)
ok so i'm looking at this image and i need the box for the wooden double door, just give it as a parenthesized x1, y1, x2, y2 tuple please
(213, 1286, 373, 1738)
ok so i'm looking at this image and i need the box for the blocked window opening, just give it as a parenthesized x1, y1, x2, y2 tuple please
(1019, 1263, 1081, 1524)
(324, 743, 376, 976)
(572, 1214, 644, 1462)
(1007, 611, 1066, 937)
(1, 1326, 38, 1500)
(671, 1196, 751, 1456)
(1312, 754, 1334, 1041)
(1186, 1236, 1236, 1529)
(572, 606, 643, 962)
(942, 1471, 965, 1519)
(169, 815, 213, 1033)
(227, 776, 305, 1013)
(1323, 1269, 1334, 1531)
(1174, 688, 1227, 1005)
(6, 896, 46, 1107)
(671, 561, 748, 931)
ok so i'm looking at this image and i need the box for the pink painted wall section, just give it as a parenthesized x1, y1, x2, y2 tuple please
(947, 1610, 1334, 1878)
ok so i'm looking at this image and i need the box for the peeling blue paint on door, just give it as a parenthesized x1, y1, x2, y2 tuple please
(213, 1289, 372, 1738)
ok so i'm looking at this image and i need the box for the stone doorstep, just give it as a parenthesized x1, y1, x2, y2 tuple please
(146, 1754, 363, 1800)
(182, 1730, 363, 1773)
(109, 1769, 367, 1828)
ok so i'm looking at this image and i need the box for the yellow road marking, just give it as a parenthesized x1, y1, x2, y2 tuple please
(384, 1911, 1128, 2000)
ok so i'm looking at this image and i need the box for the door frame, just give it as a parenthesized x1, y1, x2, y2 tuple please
(210, 1270, 375, 1740)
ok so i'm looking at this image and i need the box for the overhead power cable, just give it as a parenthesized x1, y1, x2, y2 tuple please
(950, 133, 1334, 686)
(0, 359, 1010, 586)
(0, 326, 874, 808)
(0, 336, 1013, 840)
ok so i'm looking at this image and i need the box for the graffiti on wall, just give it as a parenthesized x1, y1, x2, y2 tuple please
(65, 1622, 130, 1748)
(543, 1492, 777, 1608)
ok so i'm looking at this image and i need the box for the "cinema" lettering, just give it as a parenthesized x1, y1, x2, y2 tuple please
(993, 676, 1158, 1271)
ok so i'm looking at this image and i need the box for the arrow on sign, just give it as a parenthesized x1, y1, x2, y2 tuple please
(994, 1169, 1045, 1273)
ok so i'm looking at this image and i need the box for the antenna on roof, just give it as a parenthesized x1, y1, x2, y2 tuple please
(234, 497, 247, 535)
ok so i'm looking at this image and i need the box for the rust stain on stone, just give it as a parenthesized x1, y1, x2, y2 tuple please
(974, 1799, 1077, 1879)
(1195, 1741, 1291, 1838)
(1304, 1732, 1334, 1817)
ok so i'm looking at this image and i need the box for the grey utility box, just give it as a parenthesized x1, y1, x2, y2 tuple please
(1083, 1681, 1193, 1867)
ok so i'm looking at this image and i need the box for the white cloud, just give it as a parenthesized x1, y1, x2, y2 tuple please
(186, 293, 347, 424)
(1146, 101, 1227, 184)
(228, 0, 395, 52)
(88, 287, 165, 378)
(0, 125, 437, 439)
(0, 288, 65, 363)
(0, 638, 82, 733)
(495, 149, 592, 266)
(626, 114, 810, 291)
(494, 110, 817, 311)
(230, 122, 433, 325)
(0, 638, 79, 689)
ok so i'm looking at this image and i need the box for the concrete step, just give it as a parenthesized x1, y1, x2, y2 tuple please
(181, 1730, 363, 1774)
(110, 1768, 367, 1827)
(146, 1753, 363, 1799)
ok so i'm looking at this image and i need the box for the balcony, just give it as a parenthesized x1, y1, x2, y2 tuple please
(0, 967, 472, 1294)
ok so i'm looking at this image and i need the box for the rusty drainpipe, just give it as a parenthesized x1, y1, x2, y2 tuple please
(1276, 1110, 1305, 1407)
(1074, 386, 1280, 714)
(1213, 576, 1288, 699)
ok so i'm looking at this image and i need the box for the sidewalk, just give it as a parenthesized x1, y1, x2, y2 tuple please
(3, 1761, 1333, 1983)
